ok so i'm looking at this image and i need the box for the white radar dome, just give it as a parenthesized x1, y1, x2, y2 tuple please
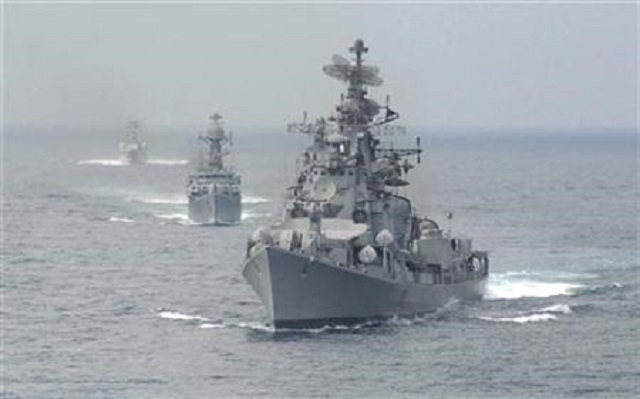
(375, 229, 394, 246)
(358, 245, 377, 264)
(310, 178, 337, 201)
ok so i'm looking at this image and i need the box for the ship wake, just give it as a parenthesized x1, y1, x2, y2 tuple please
(243, 196, 270, 204)
(476, 303, 574, 324)
(76, 158, 187, 166)
(131, 195, 188, 205)
(156, 308, 455, 335)
(486, 272, 585, 300)
(146, 159, 188, 165)
(77, 159, 126, 166)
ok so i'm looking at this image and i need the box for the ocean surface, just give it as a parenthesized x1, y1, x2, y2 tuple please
(3, 129, 638, 399)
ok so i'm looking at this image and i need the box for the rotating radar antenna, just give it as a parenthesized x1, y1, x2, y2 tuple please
(322, 40, 383, 87)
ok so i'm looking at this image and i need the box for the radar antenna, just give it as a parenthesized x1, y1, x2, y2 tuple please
(209, 112, 223, 123)
(332, 54, 349, 66)
(322, 41, 383, 87)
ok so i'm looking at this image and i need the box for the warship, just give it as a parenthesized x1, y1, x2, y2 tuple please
(242, 40, 489, 329)
(119, 120, 147, 165)
(186, 113, 242, 225)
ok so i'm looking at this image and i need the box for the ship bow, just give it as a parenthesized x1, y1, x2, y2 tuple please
(243, 247, 407, 328)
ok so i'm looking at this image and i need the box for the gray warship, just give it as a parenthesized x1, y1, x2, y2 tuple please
(186, 113, 242, 225)
(242, 40, 489, 329)
(119, 120, 147, 165)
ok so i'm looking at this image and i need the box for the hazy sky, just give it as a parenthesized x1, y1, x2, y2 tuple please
(4, 2, 638, 132)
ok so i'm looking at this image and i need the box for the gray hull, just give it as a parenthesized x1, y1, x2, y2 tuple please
(188, 192, 242, 225)
(243, 247, 487, 329)
(121, 149, 146, 165)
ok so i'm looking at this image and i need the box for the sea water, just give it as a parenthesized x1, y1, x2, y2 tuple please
(3, 129, 638, 398)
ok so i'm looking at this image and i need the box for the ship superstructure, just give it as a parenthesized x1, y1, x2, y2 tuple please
(119, 120, 147, 165)
(186, 113, 242, 225)
(242, 40, 489, 329)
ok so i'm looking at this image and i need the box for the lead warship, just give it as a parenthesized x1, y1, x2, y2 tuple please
(242, 40, 490, 329)
(186, 113, 242, 225)
(119, 120, 147, 165)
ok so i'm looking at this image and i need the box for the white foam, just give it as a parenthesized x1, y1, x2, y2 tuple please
(486, 274, 582, 300)
(243, 196, 270, 204)
(241, 211, 271, 220)
(199, 323, 225, 329)
(196, 320, 274, 332)
(479, 313, 558, 324)
(476, 303, 573, 324)
(234, 321, 275, 332)
(108, 216, 134, 223)
(155, 213, 205, 226)
(539, 304, 573, 314)
(155, 213, 189, 221)
(134, 194, 267, 207)
(386, 315, 422, 326)
(77, 159, 125, 166)
(134, 196, 187, 205)
(77, 159, 187, 166)
(502, 270, 533, 277)
(158, 311, 207, 321)
(147, 159, 189, 166)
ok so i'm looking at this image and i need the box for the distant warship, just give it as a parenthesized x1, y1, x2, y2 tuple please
(243, 40, 489, 329)
(119, 120, 147, 165)
(186, 113, 242, 225)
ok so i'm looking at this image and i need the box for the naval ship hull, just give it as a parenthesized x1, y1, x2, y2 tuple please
(243, 246, 487, 329)
(121, 149, 146, 165)
(188, 192, 242, 225)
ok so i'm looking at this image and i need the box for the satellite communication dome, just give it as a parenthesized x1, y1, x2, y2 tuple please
(375, 229, 394, 246)
(310, 178, 337, 201)
(358, 245, 377, 264)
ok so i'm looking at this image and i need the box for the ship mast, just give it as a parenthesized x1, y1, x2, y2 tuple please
(199, 112, 231, 172)
(128, 120, 142, 143)
(348, 39, 373, 168)
(286, 40, 421, 224)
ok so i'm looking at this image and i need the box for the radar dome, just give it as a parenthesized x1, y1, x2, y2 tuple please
(358, 245, 377, 264)
(310, 178, 337, 201)
(375, 229, 394, 246)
